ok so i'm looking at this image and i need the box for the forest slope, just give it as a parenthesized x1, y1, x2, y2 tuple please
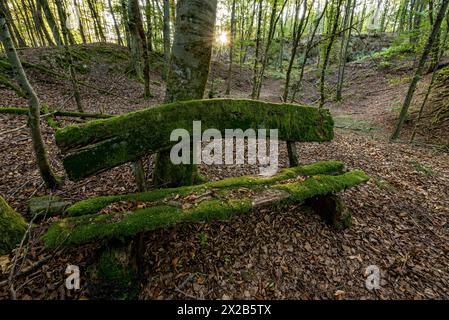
(0, 44, 448, 299)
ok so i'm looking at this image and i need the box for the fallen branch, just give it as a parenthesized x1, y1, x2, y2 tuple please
(0, 107, 114, 119)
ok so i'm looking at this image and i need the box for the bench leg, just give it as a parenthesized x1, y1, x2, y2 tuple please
(87, 239, 142, 300)
(305, 194, 352, 229)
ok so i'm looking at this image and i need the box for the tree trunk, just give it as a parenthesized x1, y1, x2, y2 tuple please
(144, 0, 154, 52)
(283, 0, 308, 102)
(128, 0, 151, 98)
(35, 0, 54, 46)
(55, 0, 84, 113)
(75, 0, 87, 44)
(0, 0, 27, 47)
(319, 0, 343, 108)
(154, 0, 218, 187)
(256, 0, 288, 99)
(162, 0, 171, 79)
(0, 14, 60, 188)
(391, 0, 449, 140)
(225, 0, 236, 95)
(120, 0, 131, 48)
(291, 0, 328, 102)
(87, 0, 106, 42)
(108, 0, 123, 46)
(336, 0, 355, 101)
(251, 0, 263, 99)
(38, 0, 62, 46)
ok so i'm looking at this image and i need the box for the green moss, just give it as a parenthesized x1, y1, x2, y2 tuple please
(274, 171, 369, 203)
(42, 170, 368, 248)
(55, 99, 334, 180)
(44, 198, 252, 248)
(410, 160, 437, 176)
(91, 247, 138, 300)
(0, 107, 28, 115)
(65, 161, 345, 217)
(0, 196, 27, 255)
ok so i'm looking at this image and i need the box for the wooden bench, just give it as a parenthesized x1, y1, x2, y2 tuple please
(42, 99, 368, 249)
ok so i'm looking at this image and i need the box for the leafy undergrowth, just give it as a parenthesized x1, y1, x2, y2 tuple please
(0, 44, 448, 300)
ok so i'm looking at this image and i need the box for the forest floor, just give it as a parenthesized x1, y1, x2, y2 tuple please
(0, 44, 448, 299)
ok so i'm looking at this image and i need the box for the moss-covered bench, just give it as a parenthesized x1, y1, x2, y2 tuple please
(43, 98, 369, 247)
(55, 99, 334, 180)
(43, 161, 368, 248)
(40, 98, 368, 298)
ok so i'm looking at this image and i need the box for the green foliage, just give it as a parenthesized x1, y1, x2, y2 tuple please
(333, 115, 377, 133)
(373, 177, 396, 192)
(198, 232, 208, 247)
(374, 41, 415, 60)
(410, 160, 436, 176)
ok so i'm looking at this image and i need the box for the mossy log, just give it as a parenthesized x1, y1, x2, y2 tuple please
(0, 107, 113, 119)
(42, 162, 369, 248)
(55, 99, 334, 181)
(0, 196, 27, 255)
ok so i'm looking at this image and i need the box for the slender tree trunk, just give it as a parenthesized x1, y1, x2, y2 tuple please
(256, 0, 288, 99)
(391, 0, 449, 140)
(319, 0, 343, 108)
(428, 0, 440, 72)
(146, 0, 155, 52)
(73, 0, 86, 44)
(284, 0, 308, 102)
(291, 0, 328, 102)
(38, 0, 62, 46)
(251, 0, 263, 99)
(336, 0, 355, 101)
(154, 0, 218, 187)
(87, 0, 106, 42)
(28, 0, 46, 46)
(108, 0, 123, 45)
(55, 0, 84, 113)
(36, 0, 54, 46)
(16, 0, 37, 47)
(225, 0, 236, 95)
(120, 0, 131, 48)
(128, 0, 151, 98)
(0, 15, 60, 188)
(162, 0, 171, 79)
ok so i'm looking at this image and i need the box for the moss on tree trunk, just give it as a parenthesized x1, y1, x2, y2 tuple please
(0, 196, 27, 255)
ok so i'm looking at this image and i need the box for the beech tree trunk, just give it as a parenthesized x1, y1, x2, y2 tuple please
(225, 0, 236, 95)
(162, 0, 171, 79)
(391, 0, 449, 140)
(128, 0, 151, 98)
(154, 0, 218, 187)
(55, 0, 84, 112)
(108, 0, 123, 46)
(38, 0, 62, 46)
(0, 14, 60, 188)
